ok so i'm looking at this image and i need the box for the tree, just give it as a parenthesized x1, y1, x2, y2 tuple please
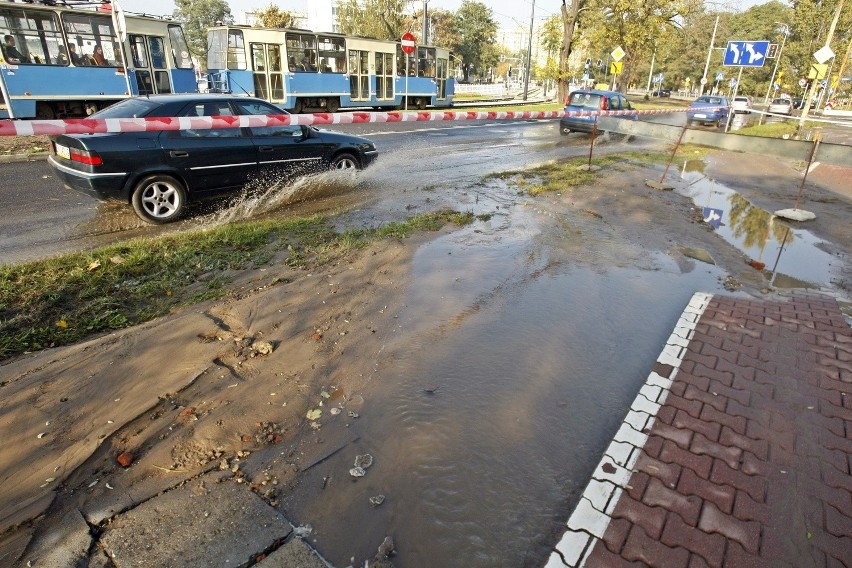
(557, 0, 583, 104)
(336, 0, 407, 40)
(420, 8, 460, 48)
(540, 15, 563, 95)
(173, 0, 233, 68)
(453, 1, 498, 81)
(254, 4, 296, 29)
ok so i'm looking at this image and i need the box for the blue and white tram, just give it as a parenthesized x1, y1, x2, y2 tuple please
(0, 0, 196, 119)
(206, 25, 454, 112)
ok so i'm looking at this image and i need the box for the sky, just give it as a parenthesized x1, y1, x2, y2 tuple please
(118, 0, 775, 30)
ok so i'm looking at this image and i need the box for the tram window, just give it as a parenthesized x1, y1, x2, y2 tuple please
(149, 37, 167, 69)
(168, 25, 193, 69)
(286, 32, 316, 73)
(268, 44, 281, 72)
(61, 13, 116, 66)
(154, 70, 171, 93)
(396, 50, 414, 76)
(417, 47, 435, 78)
(129, 35, 148, 67)
(317, 35, 344, 73)
(226, 29, 246, 70)
(251, 43, 265, 71)
(0, 7, 64, 65)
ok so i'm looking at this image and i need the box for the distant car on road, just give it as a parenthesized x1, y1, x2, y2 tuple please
(48, 94, 379, 224)
(559, 89, 638, 135)
(686, 96, 731, 127)
(791, 98, 816, 110)
(732, 95, 752, 114)
(652, 88, 671, 97)
(767, 97, 793, 116)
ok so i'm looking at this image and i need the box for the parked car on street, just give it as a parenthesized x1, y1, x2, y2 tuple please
(732, 95, 752, 113)
(767, 97, 794, 116)
(791, 98, 816, 110)
(686, 96, 731, 127)
(652, 88, 671, 97)
(48, 95, 379, 223)
(559, 89, 638, 135)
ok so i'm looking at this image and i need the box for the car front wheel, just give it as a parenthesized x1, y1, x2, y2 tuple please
(329, 153, 360, 171)
(131, 174, 187, 224)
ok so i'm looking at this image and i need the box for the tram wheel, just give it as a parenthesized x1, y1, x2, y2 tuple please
(325, 98, 339, 113)
(292, 99, 304, 114)
(35, 102, 56, 120)
(415, 97, 427, 110)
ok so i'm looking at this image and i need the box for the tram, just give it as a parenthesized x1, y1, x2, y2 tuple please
(206, 25, 454, 112)
(0, 0, 196, 119)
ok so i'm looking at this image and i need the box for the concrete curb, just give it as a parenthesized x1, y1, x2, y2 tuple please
(546, 292, 713, 567)
(0, 152, 49, 163)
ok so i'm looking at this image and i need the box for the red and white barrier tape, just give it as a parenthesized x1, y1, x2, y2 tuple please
(0, 107, 686, 137)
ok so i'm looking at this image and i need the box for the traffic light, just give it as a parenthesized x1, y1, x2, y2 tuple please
(767, 43, 778, 59)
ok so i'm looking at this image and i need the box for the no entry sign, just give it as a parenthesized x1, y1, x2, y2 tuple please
(401, 32, 415, 54)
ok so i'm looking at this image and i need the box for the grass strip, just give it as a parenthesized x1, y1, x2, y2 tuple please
(0, 210, 473, 360)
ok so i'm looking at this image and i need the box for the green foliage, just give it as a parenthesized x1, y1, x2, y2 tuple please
(173, 0, 233, 66)
(335, 0, 408, 40)
(453, 1, 498, 80)
(254, 4, 297, 29)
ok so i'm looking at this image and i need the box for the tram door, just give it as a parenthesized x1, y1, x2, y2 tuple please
(375, 52, 394, 100)
(250, 43, 284, 103)
(437, 56, 448, 100)
(129, 35, 171, 95)
(348, 50, 369, 101)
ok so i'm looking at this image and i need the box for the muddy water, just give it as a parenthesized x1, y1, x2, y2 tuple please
(678, 165, 843, 290)
(281, 188, 735, 567)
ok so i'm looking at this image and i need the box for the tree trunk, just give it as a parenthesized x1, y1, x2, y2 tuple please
(557, 0, 581, 104)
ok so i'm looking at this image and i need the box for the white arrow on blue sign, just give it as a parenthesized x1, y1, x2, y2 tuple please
(723, 41, 769, 67)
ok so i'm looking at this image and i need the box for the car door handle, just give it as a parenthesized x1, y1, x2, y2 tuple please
(169, 150, 189, 158)
(258, 146, 274, 152)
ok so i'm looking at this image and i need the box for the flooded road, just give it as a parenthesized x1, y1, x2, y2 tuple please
(277, 166, 754, 566)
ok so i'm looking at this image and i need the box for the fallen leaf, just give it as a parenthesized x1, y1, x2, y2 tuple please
(110, 256, 125, 265)
(87, 260, 101, 271)
(55, 320, 68, 328)
(306, 409, 322, 421)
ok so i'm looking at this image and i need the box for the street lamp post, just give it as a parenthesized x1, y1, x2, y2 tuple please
(699, 14, 720, 96)
(522, 0, 535, 101)
(422, 0, 429, 45)
(763, 23, 789, 105)
(645, 46, 656, 95)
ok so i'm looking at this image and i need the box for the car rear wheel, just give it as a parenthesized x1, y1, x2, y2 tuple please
(131, 174, 187, 224)
(329, 153, 360, 171)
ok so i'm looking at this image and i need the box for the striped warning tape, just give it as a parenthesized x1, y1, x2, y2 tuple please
(0, 107, 688, 137)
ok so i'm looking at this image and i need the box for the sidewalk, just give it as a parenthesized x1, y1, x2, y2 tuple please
(549, 293, 852, 567)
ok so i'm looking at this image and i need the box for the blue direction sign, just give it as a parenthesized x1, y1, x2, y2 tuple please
(724, 41, 770, 67)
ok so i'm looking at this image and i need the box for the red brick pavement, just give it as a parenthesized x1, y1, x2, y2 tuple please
(582, 294, 852, 567)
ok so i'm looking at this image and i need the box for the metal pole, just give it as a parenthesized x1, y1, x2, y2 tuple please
(725, 66, 743, 133)
(700, 14, 720, 96)
(798, 0, 845, 135)
(763, 25, 788, 104)
(523, 0, 535, 101)
(422, 0, 429, 45)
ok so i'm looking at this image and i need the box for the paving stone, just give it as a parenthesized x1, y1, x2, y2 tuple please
(611, 494, 667, 540)
(690, 433, 742, 470)
(700, 404, 747, 436)
(677, 467, 735, 514)
(661, 513, 727, 567)
(673, 409, 721, 442)
(621, 524, 690, 567)
(650, 421, 694, 449)
(698, 501, 761, 554)
(719, 426, 769, 460)
(255, 538, 326, 568)
(684, 384, 727, 412)
(634, 453, 682, 489)
(710, 459, 766, 503)
(100, 474, 292, 568)
(642, 478, 701, 527)
(583, 539, 644, 567)
(659, 440, 713, 479)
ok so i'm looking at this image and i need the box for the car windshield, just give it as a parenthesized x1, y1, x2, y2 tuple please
(91, 98, 161, 119)
(771, 98, 788, 104)
(697, 97, 723, 105)
(568, 92, 603, 109)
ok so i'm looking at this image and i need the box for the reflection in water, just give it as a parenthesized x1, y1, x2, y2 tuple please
(678, 171, 841, 289)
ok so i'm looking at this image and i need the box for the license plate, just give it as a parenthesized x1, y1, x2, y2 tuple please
(694, 113, 707, 118)
(55, 143, 70, 159)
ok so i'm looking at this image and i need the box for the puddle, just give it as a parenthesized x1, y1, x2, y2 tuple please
(279, 196, 739, 567)
(678, 166, 842, 290)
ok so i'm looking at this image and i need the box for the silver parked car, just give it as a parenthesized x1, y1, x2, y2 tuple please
(767, 98, 793, 116)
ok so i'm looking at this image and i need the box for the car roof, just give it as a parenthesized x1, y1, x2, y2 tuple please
(570, 89, 625, 96)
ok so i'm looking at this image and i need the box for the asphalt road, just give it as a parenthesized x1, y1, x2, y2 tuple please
(0, 118, 632, 264)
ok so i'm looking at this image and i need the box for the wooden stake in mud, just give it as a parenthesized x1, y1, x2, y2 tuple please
(578, 119, 602, 171)
(645, 122, 687, 190)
